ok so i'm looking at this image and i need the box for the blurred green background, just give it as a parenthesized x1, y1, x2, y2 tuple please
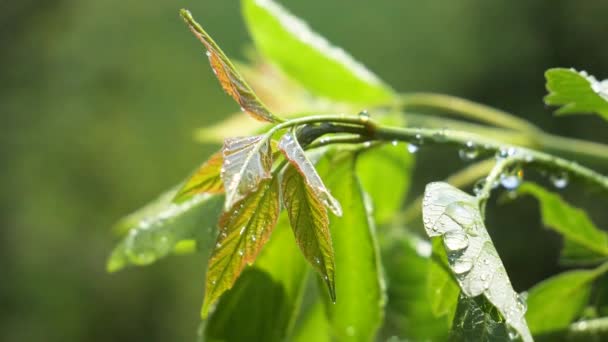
(1, 1, 607, 341)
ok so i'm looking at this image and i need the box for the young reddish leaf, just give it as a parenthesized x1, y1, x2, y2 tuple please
(202, 178, 280, 317)
(278, 132, 342, 216)
(180, 9, 283, 123)
(173, 151, 224, 203)
(282, 164, 336, 301)
(221, 135, 273, 211)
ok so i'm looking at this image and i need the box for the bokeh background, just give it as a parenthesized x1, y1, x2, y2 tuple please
(2, 1, 607, 341)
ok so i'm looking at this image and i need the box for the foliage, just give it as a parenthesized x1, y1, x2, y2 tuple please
(108, 1, 608, 341)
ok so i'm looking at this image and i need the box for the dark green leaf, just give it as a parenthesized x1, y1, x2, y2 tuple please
(221, 134, 273, 211)
(316, 151, 385, 341)
(202, 214, 309, 342)
(180, 9, 283, 123)
(450, 295, 511, 342)
(202, 177, 280, 317)
(242, 0, 395, 105)
(173, 151, 224, 203)
(282, 163, 336, 300)
(107, 191, 223, 272)
(422, 182, 532, 342)
(525, 266, 608, 335)
(380, 232, 449, 341)
(519, 183, 608, 265)
(544, 68, 608, 120)
(357, 141, 414, 225)
(279, 132, 342, 216)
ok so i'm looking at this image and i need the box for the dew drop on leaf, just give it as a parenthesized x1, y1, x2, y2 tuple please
(358, 109, 370, 121)
(443, 230, 469, 252)
(407, 143, 419, 154)
(452, 259, 473, 275)
(500, 169, 523, 190)
(458, 141, 479, 161)
(550, 171, 569, 189)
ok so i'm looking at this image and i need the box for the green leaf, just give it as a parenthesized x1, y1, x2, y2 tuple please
(278, 132, 342, 216)
(202, 214, 309, 342)
(380, 232, 449, 341)
(291, 299, 331, 342)
(422, 182, 533, 342)
(357, 141, 414, 225)
(107, 191, 223, 272)
(221, 134, 273, 211)
(282, 163, 336, 301)
(180, 9, 283, 123)
(316, 151, 385, 341)
(544, 68, 608, 120)
(173, 151, 224, 203)
(428, 238, 460, 322)
(242, 0, 395, 105)
(525, 265, 608, 335)
(450, 295, 511, 341)
(519, 183, 608, 265)
(202, 177, 280, 317)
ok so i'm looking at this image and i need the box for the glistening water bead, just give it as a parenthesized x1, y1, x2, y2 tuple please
(500, 169, 523, 190)
(458, 141, 479, 161)
(550, 171, 569, 189)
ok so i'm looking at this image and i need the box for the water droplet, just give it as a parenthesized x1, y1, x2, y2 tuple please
(433, 129, 447, 142)
(205, 51, 211, 57)
(358, 110, 370, 122)
(362, 141, 371, 148)
(391, 140, 398, 146)
(407, 143, 419, 154)
(445, 202, 475, 227)
(517, 292, 528, 313)
(458, 141, 479, 161)
(452, 259, 473, 275)
(239, 226, 246, 235)
(550, 171, 569, 189)
(215, 242, 222, 248)
(238, 249, 244, 256)
(314, 257, 321, 264)
(508, 327, 520, 340)
(500, 169, 523, 190)
(495, 147, 517, 159)
(239, 106, 245, 112)
(251, 235, 257, 242)
(473, 179, 486, 195)
(414, 133, 424, 145)
(211, 278, 217, 285)
(443, 230, 469, 252)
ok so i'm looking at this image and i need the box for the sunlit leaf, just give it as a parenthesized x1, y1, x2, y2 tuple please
(202, 177, 280, 317)
(450, 295, 511, 341)
(202, 214, 309, 341)
(422, 182, 533, 342)
(526, 266, 608, 335)
(380, 232, 449, 341)
(107, 191, 223, 272)
(282, 164, 336, 300)
(242, 0, 395, 105)
(316, 151, 384, 341)
(278, 132, 342, 216)
(221, 135, 273, 211)
(519, 183, 608, 265)
(544, 68, 608, 120)
(180, 9, 283, 123)
(173, 151, 224, 203)
(357, 141, 414, 225)
(428, 238, 460, 322)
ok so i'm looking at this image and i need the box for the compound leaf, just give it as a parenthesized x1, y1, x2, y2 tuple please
(173, 151, 224, 203)
(545, 68, 608, 121)
(278, 132, 342, 216)
(422, 182, 532, 342)
(202, 177, 280, 317)
(180, 9, 283, 123)
(221, 135, 273, 211)
(282, 163, 336, 301)
(242, 0, 394, 105)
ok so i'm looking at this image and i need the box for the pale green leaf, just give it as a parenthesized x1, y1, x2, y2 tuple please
(291, 299, 331, 342)
(544, 68, 608, 120)
(282, 163, 336, 300)
(422, 182, 532, 342)
(525, 267, 608, 335)
(180, 9, 283, 123)
(202, 177, 280, 317)
(173, 151, 224, 203)
(428, 238, 460, 322)
(316, 151, 385, 341)
(450, 295, 511, 341)
(202, 214, 309, 342)
(107, 191, 223, 272)
(519, 183, 608, 265)
(242, 0, 395, 105)
(221, 135, 273, 211)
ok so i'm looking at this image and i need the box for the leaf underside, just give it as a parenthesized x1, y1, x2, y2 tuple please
(202, 177, 280, 317)
(422, 182, 532, 342)
(173, 151, 224, 203)
(221, 135, 273, 211)
(282, 163, 336, 301)
(180, 9, 283, 123)
(544, 68, 608, 120)
(450, 295, 511, 341)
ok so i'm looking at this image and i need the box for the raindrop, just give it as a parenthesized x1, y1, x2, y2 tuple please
(458, 141, 479, 161)
(452, 259, 473, 275)
(508, 328, 520, 340)
(314, 257, 321, 264)
(517, 292, 528, 313)
(443, 230, 469, 252)
(473, 179, 486, 195)
(495, 148, 509, 159)
(445, 202, 475, 227)
(550, 171, 569, 189)
(251, 235, 257, 242)
(407, 143, 419, 154)
(358, 110, 370, 121)
(391, 140, 398, 146)
(500, 169, 523, 190)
